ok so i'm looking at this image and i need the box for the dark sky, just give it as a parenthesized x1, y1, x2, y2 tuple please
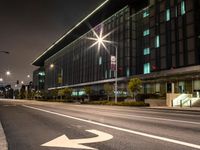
(0, 0, 104, 86)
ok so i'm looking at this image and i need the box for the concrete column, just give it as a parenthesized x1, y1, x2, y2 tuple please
(172, 83, 175, 93)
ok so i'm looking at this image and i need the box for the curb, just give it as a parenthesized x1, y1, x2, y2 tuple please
(147, 107, 200, 113)
(0, 122, 8, 150)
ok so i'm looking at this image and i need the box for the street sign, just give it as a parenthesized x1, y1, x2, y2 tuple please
(41, 129, 113, 150)
(110, 55, 116, 71)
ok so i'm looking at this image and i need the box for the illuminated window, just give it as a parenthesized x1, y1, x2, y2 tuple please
(143, 29, 150, 36)
(99, 57, 102, 65)
(166, 9, 170, 21)
(181, 1, 186, 15)
(143, 10, 149, 18)
(144, 48, 150, 55)
(155, 35, 160, 48)
(79, 91, 85, 96)
(38, 72, 45, 76)
(175, 6, 178, 17)
(126, 68, 130, 77)
(144, 63, 150, 74)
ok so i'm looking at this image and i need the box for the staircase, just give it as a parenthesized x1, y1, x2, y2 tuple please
(172, 94, 200, 107)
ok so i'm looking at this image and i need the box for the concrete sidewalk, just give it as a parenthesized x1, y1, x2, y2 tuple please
(0, 122, 8, 150)
(149, 106, 200, 112)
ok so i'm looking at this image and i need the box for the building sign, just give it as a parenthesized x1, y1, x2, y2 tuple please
(110, 55, 116, 71)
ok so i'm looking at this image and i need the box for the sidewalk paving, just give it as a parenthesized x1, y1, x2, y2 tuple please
(149, 106, 200, 112)
(0, 122, 8, 150)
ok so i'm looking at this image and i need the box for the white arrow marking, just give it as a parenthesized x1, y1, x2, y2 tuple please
(41, 129, 113, 150)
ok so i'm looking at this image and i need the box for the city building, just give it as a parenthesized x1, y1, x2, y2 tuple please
(32, 0, 200, 98)
(32, 67, 45, 91)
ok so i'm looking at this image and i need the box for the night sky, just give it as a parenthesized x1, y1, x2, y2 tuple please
(0, 0, 104, 86)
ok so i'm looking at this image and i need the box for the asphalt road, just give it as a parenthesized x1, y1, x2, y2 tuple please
(0, 99, 200, 150)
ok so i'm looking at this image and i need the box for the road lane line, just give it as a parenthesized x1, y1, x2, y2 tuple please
(99, 112, 200, 125)
(23, 105, 200, 149)
(58, 106, 200, 125)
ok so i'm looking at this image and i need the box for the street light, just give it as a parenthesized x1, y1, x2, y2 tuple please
(88, 27, 118, 103)
(6, 71, 11, 76)
(50, 64, 54, 69)
(0, 78, 3, 82)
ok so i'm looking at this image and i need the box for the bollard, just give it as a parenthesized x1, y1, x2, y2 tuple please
(190, 100, 192, 108)
(180, 100, 182, 107)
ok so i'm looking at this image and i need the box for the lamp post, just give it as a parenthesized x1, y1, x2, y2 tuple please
(113, 45, 118, 104)
(88, 28, 118, 103)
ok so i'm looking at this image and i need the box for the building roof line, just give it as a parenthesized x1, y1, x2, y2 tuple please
(32, 0, 110, 65)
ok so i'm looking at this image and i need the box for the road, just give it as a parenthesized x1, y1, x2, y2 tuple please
(0, 99, 200, 150)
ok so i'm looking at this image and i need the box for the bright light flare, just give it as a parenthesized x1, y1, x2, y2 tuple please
(87, 25, 115, 53)
(6, 71, 11, 76)
(50, 64, 54, 69)
(0, 78, 3, 82)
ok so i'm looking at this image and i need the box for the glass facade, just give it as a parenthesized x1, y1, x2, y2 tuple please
(45, 6, 132, 89)
(33, 0, 200, 96)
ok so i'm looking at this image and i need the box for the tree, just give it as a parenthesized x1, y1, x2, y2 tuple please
(103, 83, 113, 101)
(128, 78, 142, 100)
(20, 85, 26, 99)
(50, 89, 58, 100)
(63, 88, 73, 99)
(84, 86, 92, 101)
(58, 89, 65, 100)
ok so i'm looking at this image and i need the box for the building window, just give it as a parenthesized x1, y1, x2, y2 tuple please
(175, 6, 178, 17)
(126, 68, 130, 77)
(109, 70, 112, 78)
(105, 70, 107, 79)
(144, 63, 150, 74)
(166, 9, 170, 21)
(99, 57, 102, 65)
(143, 29, 150, 36)
(143, 10, 149, 18)
(143, 48, 150, 55)
(38, 72, 45, 76)
(155, 35, 160, 48)
(181, 1, 186, 15)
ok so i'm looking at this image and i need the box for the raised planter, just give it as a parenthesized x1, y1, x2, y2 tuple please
(145, 99, 166, 107)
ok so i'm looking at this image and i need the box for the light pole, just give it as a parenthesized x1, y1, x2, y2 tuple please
(88, 28, 118, 103)
(113, 45, 118, 104)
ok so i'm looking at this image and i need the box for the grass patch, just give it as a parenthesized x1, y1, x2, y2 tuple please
(81, 100, 149, 107)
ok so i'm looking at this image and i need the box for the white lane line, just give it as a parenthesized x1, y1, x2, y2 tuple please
(100, 112, 200, 125)
(23, 105, 200, 149)
(71, 105, 200, 117)
(0, 122, 8, 150)
(59, 107, 200, 125)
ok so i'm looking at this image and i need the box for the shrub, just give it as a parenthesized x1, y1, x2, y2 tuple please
(81, 100, 149, 107)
